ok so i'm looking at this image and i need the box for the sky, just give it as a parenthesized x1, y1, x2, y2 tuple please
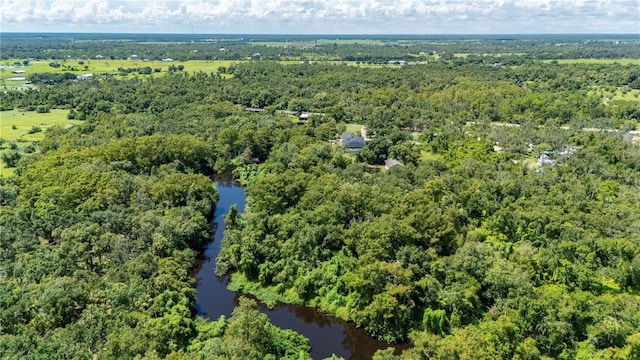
(1, 0, 639, 34)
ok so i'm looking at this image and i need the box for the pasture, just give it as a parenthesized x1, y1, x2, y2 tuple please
(1, 59, 248, 83)
(0, 109, 82, 176)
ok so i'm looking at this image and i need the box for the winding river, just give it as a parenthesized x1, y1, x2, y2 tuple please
(193, 174, 408, 359)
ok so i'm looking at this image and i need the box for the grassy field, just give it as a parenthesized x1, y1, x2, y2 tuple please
(1, 109, 80, 141)
(0, 109, 82, 176)
(0, 57, 419, 87)
(590, 86, 640, 103)
(420, 149, 441, 162)
(1, 59, 321, 87)
(0, 59, 248, 84)
(345, 123, 364, 133)
(611, 89, 640, 101)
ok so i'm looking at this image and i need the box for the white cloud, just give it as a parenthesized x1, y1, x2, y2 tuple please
(1, 0, 638, 33)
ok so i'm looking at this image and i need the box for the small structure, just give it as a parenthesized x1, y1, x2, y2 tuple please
(95, 55, 104, 59)
(340, 132, 365, 150)
(384, 159, 404, 170)
(360, 127, 370, 140)
(12, 70, 25, 74)
(245, 107, 265, 113)
(537, 147, 576, 166)
(77, 73, 94, 80)
(299, 113, 310, 122)
(161, 58, 174, 62)
(130, 54, 139, 60)
(537, 153, 557, 166)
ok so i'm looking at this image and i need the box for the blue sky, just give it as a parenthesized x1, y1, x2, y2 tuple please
(1, 0, 639, 34)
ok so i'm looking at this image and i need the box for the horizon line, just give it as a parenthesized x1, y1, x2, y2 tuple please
(2, 31, 638, 36)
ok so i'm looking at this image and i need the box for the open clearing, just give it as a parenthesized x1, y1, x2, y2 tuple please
(590, 86, 640, 103)
(0, 59, 314, 84)
(1, 59, 247, 81)
(1, 59, 406, 87)
(0, 109, 80, 142)
(345, 124, 364, 133)
(0, 109, 82, 176)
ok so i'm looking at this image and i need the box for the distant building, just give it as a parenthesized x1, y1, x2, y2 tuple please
(12, 70, 25, 74)
(95, 55, 104, 59)
(130, 54, 139, 60)
(537, 153, 557, 166)
(77, 74, 94, 80)
(384, 159, 404, 170)
(340, 132, 365, 150)
(537, 147, 577, 166)
(360, 127, 369, 140)
(161, 58, 174, 62)
(299, 113, 310, 121)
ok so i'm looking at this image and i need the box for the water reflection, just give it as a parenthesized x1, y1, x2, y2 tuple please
(194, 175, 408, 359)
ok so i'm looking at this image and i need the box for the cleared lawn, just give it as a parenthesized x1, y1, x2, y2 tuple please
(611, 89, 640, 101)
(1, 59, 246, 80)
(590, 86, 640, 103)
(420, 150, 442, 162)
(0, 109, 82, 176)
(345, 124, 364, 133)
(1, 59, 312, 85)
(1, 109, 80, 141)
(0, 158, 16, 177)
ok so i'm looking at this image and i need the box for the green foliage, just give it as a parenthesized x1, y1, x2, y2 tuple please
(1, 151, 21, 167)
(2, 34, 640, 360)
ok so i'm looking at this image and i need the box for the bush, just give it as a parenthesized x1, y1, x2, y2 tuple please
(28, 126, 42, 134)
(23, 144, 37, 153)
(1, 151, 21, 167)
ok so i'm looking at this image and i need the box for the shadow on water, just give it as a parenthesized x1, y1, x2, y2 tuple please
(194, 173, 409, 360)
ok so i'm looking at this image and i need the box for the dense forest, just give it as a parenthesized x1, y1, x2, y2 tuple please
(1, 34, 639, 359)
(2, 33, 639, 62)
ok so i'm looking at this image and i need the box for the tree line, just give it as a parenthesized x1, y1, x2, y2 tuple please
(1, 39, 639, 359)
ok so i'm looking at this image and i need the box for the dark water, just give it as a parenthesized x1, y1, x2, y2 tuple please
(194, 174, 408, 360)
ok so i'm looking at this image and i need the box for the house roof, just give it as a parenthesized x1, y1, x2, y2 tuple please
(384, 159, 404, 169)
(340, 132, 365, 149)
